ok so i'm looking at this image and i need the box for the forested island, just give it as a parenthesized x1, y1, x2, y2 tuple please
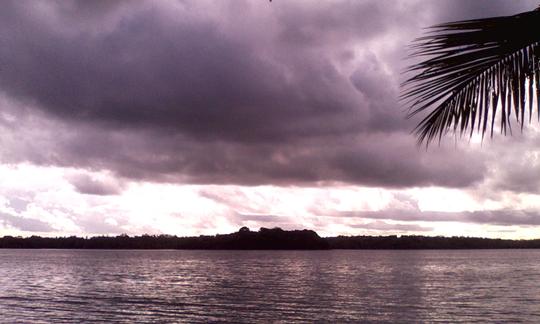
(1, 227, 540, 250)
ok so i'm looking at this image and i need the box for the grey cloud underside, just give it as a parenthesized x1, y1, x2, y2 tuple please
(0, 0, 533, 188)
(67, 173, 124, 196)
(237, 213, 432, 232)
(1, 118, 486, 187)
(349, 221, 433, 232)
(335, 209, 540, 227)
(433, 1, 536, 23)
(0, 212, 54, 233)
(0, 1, 367, 143)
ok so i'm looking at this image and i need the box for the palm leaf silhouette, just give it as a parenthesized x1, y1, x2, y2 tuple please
(402, 7, 540, 145)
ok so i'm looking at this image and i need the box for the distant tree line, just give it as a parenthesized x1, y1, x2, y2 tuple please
(326, 235, 540, 249)
(0, 227, 329, 250)
(1, 227, 539, 250)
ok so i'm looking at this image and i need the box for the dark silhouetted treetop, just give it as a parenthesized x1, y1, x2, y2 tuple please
(239, 226, 250, 233)
(402, 6, 540, 145)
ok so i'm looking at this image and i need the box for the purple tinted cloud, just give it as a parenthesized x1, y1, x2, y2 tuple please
(0, 0, 536, 189)
(333, 209, 540, 227)
(350, 221, 433, 232)
(67, 173, 124, 196)
(0, 212, 54, 233)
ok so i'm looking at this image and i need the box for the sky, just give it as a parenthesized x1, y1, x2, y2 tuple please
(1, 0, 540, 239)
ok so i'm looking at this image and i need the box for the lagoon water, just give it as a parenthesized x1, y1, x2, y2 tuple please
(0, 249, 539, 323)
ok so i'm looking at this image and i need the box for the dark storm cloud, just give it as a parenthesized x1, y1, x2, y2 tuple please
(0, 1, 365, 143)
(483, 133, 540, 193)
(0, 1, 532, 188)
(432, 0, 536, 23)
(32, 126, 484, 187)
(275, 1, 419, 48)
(334, 209, 540, 227)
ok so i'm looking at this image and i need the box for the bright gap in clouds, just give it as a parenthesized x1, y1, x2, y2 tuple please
(1, 164, 540, 239)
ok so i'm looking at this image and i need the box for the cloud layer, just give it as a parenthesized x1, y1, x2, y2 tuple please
(3, 0, 532, 188)
(1, 0, 540, 237)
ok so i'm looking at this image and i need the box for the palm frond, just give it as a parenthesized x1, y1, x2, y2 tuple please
(402, 8, 540, 145)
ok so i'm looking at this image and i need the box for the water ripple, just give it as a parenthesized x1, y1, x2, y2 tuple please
(0, 250, 539, 322)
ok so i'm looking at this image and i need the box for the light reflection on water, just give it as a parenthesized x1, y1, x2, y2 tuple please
(0, 249, 539, 322)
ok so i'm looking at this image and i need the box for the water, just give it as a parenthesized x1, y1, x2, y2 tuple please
(0, 250, 539, 323)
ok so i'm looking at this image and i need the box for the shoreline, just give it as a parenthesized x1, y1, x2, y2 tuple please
(2, 227, 539, 250)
